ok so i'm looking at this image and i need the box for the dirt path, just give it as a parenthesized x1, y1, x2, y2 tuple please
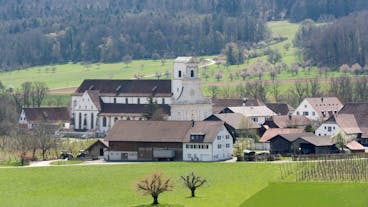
(202, 76, 368, 87)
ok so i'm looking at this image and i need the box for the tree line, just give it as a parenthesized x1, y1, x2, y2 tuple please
(294, 11, 368, 67)
(1, 0, 368, 71)
(0, 0, 271, 71)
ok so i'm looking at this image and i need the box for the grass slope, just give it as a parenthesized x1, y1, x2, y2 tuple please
(0, 162, 279, 207)
(240, 182, 368, 207)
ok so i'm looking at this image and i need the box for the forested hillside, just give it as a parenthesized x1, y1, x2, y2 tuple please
(295, 11, 368, 67)
(0, 0, 368, 70)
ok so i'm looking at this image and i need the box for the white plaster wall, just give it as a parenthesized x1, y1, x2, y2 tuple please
(212, 127, 233, 161)
(315, 123, 340, 136)
(170, 104, 212, 121)
(183, 143, 213, 161)
(293, 99, 319, 121)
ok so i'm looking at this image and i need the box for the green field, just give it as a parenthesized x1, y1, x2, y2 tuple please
(0, 162, 279, 207)
(0, 162, 366, 206)
(241, 182, 368, 207)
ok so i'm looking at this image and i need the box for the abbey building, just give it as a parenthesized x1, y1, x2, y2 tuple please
(70, 57, 212, 133)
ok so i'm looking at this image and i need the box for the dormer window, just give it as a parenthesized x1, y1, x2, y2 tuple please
(178, 70, 182, 78)
(190, 134, 205, 142)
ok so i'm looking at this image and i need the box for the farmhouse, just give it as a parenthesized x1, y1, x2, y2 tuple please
(212, 98, 264, 114)
(70, 57, 212, 134)
(221, 105, 276, 125)
(104, 120, 233, 161)
(293, 97, 343, 121)
(339, 103, 368, 145)
(19, 107, 70, 129)
(264, 115, 312, 129)
(268, 133, 337, 154)
(265, 103, 294, 115)
(315, 114, 361, 137)
(205, 113, 260, 139)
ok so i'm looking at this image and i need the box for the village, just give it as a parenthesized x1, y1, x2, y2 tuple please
(18, 57, 368, 163)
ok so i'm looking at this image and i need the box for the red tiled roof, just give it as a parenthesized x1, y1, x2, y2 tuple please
(24, 107, 70, 123)
(259, 128, 305, 142)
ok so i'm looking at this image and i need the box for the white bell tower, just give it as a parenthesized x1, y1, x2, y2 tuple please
(170, 57, 212, 121)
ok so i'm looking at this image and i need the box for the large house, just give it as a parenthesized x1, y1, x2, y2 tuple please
(71, 57, 212, 133)
(19, 107, 70, 129)
(221, 105, 276, 125)
(315, 114, 361, 137)
(104, 120, 233, 161)
(293, 97, 343, 121)
(205, 113, 260, 139)
(338, 103, 368, 145)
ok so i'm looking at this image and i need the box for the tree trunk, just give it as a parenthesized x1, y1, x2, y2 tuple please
(191, 189, 195, 197)
(42, 149, 46, 160)
(152, 195, 159, 205)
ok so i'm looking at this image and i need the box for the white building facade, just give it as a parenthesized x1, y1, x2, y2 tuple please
(183, 126, 233, 161)
(70, 56, 213, 134)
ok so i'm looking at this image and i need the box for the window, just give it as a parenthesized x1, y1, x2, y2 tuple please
(137, 98, 140, 104)
(125, 98, 128, 104)
(303, 111, 309, 116)
(91, 113, 94, 128)
(312, 112, 315, 116)
(190, 70, 194, 77)
(78, 113, 82, 129)
(226, 144, 230, 148)
(252, 117, 258, 122)
(328, 127, 332, 132)
(186, 144, 189, 149)
(225, 135, 230, 140)
(114, 98, 116, 104)
(304, 105, 307, 108)
(102, 117, 107, 127)
(217, 136, 221, 140)
(162, 98, 165, 104)
(178, 70, 182, 78)
(218, 144, 221, 149)
(205, 145, 209, 149)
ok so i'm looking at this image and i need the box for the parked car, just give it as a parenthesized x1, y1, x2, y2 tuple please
(76, 150, 88, 159)
(59, 151, 74, 159)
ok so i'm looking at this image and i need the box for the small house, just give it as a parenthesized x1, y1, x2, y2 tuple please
(19, 107, 70, 129)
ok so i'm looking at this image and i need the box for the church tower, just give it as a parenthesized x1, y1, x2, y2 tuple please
(170, 57, 213, 121)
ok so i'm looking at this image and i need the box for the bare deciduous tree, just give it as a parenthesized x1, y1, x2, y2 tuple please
(136, 172, 173, 205)
(181, 172, 207, 197)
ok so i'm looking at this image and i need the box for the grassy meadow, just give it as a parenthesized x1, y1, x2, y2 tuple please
(240, 182, 368, 207)
(0, 162, 279, 207)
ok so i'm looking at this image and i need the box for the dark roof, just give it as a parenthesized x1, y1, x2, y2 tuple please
(294, 134, 334, 146)
(212, 98, 264, 114)
(268, 115, 312, 128)
(23, 107, 70, 123)
(206, 113, 260, 129)
(265, 103, 294, 115)
(99, 103, 170, 116)
(339, 103, 368, 116)
(105, 120, 226, 143)
(339, 103, 368, 137)
(75, 79, 172, 97)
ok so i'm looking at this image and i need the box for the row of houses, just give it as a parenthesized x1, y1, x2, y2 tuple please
(17, 57, 368, 161)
